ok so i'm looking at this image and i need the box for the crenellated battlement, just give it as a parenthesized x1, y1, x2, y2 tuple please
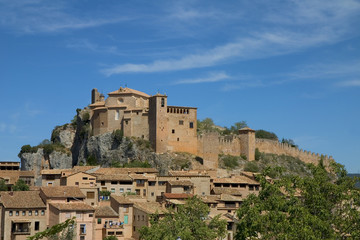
(255, 138, 333, 165)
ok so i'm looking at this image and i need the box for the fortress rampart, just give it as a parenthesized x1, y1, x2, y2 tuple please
(255, 138, 333, 166)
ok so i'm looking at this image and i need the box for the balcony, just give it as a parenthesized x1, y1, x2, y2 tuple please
(12, 222, 30, 235)
(104, 222, 124, 229)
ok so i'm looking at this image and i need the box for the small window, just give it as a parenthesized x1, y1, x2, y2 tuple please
(127, 188, 131, 192)
(80, 236, 85, 240)
(177, 138, 179, 141)
(28, 211, 32, 216)
(151, 192, 154, 197)
(35, 210, 38, 216)
(16, 211, 19, 216)
(87, 192, 95, 199)
(75, 182, 79, 185)
(22, 211, 26, 216)
(179, 120, 184, 125)
(189, 122, 194, 128)
(101, 181, 105, 186)
(111, 188, 115, 193)
(120, 188, 124, 193)
(80, 224, 86, 234)
(143, 189, 146, 196)
(82, 177, 88, 180)
(172, 129, 175, 134)
(97, 218, 101, 224)
(9, 211, 12, 216)
(66, 213, 71, 219)
(161, 98, 165, 107)
(89, 214, 93, 217)
(76, 213, 82, 219)
(35, 221, 40, 231)
(111, 181, 117, 185)
(41, 210, 45, 216)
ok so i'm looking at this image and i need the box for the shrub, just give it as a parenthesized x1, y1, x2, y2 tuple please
(255, 129, 278, 140)
(82, 112, 90, 123)
(99, 190, 111, 197)
(18, 145, 37, 158)
(112, 129, 123, 143)
(42, 144, 55, 156)
(240, 154, 247, 160)
(222, 155, 239, 169)
(255, 148, 261, 161)
(244, 162, 259, 172)
(87, 155, 98, 166)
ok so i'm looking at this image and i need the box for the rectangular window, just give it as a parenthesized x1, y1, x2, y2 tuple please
(123, 206, 128, 213)
(111, 181, 117, 185)
(80, 237, 85, 240)
(22, 211, 26, 216)
(97, 218, 101, 224)
(75, 182, 79, 185)
(143, 189, 146, 196)
(179, 120, 184, 125)
(35, 221, 40, 231)
(28, 211, 32, 216)
(89, 214, 93, 217)
(66, 213, 71, 219)
(115, 110, 119, 120)
(87, 191, 95, 199)
(9, 211, 12, 216)
(120, 188, 124, 193)
(127, 188, 131, 192)
(82, 177, 88, 180)
(76, 213, 82, 219)
(35, 210, 38, 216)
(80, 224, 86, 234)
(161, 98, 165, 107)
(41, 210, 45, 216)
(189, 122, 194, 128)
(172, 129, 175, 134)
(124, 215, 128, 224)
(111, 188, 115, 193)
(16, 211, 19, 216)
(101, 181, 105, 186)
(151, 192, 154, 197)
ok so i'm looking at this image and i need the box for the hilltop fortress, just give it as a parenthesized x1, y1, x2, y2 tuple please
(89, 87, 333, 169)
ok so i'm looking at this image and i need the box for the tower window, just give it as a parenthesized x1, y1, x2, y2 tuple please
(189, 122, 194, 128)
(161, 98, 165, 107)
(179, 120, 184, 125)
(177, 138, 179, 141)
(172, 129, 175, 134)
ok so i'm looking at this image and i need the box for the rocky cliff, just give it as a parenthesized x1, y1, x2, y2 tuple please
(19, 110, 201, 179)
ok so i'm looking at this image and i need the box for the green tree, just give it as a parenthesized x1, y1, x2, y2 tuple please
(230, 121, 248, 133)
(27, 217, 76, 240)
(13, 179, 29, 191)
(235, 162, 360, 240)
(281, 138, 298, 148)
(0, 179, 8, 191)
(255, 129, 278, 140)
(103, 236, 117, 240)
(139, 196, 227, 240)
(197, 118, 216, 133)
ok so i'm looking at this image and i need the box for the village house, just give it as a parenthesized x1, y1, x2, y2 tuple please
(48, 202, 95, 240)
(0, 191, 46, 240)
(94, 206, 123, 240)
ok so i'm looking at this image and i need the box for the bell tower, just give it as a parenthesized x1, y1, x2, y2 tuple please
(149, 94, 168, 153)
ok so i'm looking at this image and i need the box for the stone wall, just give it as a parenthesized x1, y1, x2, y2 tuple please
(255, 138, 333, 166)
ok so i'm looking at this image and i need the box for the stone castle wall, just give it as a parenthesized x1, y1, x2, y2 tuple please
(255, 138, 333, 166)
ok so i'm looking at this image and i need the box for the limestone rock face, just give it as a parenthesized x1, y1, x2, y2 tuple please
(51, 124, 76, 149)
(49, 151, 73, 169)
(20, 148, 45, 186)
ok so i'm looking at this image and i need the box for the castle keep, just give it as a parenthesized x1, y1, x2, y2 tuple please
(90, 87, 332, 169)
(89, 87, 256, 168)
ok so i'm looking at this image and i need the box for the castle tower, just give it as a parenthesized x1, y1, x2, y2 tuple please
(91, 88, 101, 104)
(149, 94, 168, 153)
(238, 127, 255, 161)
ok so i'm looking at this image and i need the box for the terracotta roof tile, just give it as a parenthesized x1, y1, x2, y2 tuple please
(213, 176, 259, 185)
(0, 191, 45, 209)
(167, 180, 193, 186)
(163, 193, 193, 199)
(111, 195, 135, 205)
(50, 202, 94, 211)
(41, 169, 64, 175)
(94, 168, 158, 175)
(211, 187, 244, 196)
(95, 206, 118, 217)
(96, 174, 132, 181)
(134, 202, 166, 214)
(108, 87, 150, 98)
(40, 186, 85, 198)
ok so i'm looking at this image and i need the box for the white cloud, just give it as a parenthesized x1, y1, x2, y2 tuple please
(336, 80, 360, 87)
(174, 72, 230, 84)
(0, 1, 129, 33)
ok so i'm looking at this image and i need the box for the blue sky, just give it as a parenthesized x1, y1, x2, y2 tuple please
(0, 0, 359, 172)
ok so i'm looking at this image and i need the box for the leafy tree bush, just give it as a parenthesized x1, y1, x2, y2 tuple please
(86, 155, 98, 166)
(139, 196, 227, 240)
(0, 180, 8, 191)
(99, 190, 111, 197)
(255, 129, 278, 140)
(230, 121, 248, 133)
(281, 138, 298, 148)
(221, 155, 239, 169)
(28, 217, 76, 240)
(235, 162, 360, 240)
(112, 129, 123, 143)
(18, 144, 37, 157)
(104, 236, 118, 240)
(254, 148, 261, 161)
(13, 179, 29, 191)
(244, 161, 259, 172)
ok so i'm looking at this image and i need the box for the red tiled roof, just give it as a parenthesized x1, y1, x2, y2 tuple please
(163, 193, 193, 199)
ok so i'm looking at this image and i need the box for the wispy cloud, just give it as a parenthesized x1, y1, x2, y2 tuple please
(0, 123, 17, 133)
(67, 39, 119, 55)
(0, 0, 129, 33)
(336, 80, 360, 87)
(102, 30, 337, 75)
(174, 72, 230, 84)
